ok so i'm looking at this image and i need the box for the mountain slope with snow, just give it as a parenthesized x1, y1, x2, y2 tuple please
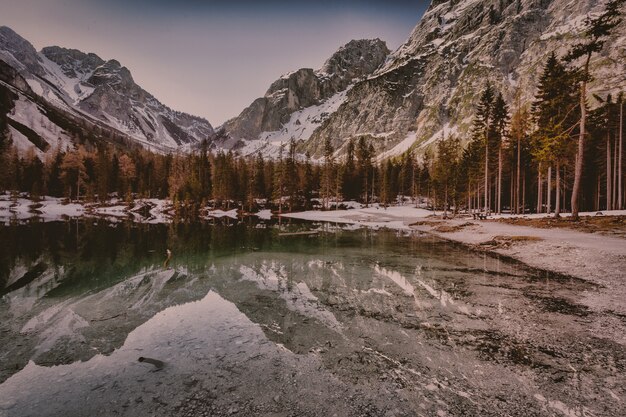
(0, 26, 214, 154)
(217, 39, 390, 156)
(302, 0, 626, 158)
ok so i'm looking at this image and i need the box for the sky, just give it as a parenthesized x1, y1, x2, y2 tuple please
(1, 0, 429, 125)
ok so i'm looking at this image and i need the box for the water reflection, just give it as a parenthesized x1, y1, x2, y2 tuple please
(0, 220, 623, 417)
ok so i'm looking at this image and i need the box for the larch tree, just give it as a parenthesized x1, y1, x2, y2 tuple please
(60, 147, 87, 201)
(118, 153, 136, 201)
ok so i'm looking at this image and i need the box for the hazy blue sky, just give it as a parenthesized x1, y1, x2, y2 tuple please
(1, 0, 429, 125)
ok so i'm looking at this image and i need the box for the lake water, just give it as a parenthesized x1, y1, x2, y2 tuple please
(0, 219, 624, 416)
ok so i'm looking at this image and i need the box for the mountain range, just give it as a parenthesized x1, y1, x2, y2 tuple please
(1, 0, 625, 160)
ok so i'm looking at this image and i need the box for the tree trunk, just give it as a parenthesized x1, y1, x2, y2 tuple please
(555, 162, 561, 217)
(537, 164, 542, 213)
(607, 132, 612, 211)
(571, 55, 591, 220)
(522, 169, 526, 214)
(444, 187, 448, 218)
(468, 179, 472, 212)
(364, 174, 369, 208)
(619, 99, 624, 209)
(596, 174, 601, 212)
(547, 165, 552, 215)
(516, 135, 521, 214)
(498, 144, 503, 214)
(510, 170, 514, 215)
(613, 134, 618, 210)
(484, 133, 489, 214)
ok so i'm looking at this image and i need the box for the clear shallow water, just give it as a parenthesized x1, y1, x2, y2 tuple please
(0, 220, 624, 417)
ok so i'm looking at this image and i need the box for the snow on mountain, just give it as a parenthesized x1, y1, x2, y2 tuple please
(302, 0, 626, 159)
(0, 26, 214, 154)
(218, 39, 390, 156)
(237, 88, 351, 158)
(3, 0, 626, 162)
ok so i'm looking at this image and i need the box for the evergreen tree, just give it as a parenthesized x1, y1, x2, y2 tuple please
(320, 137, 335, 209)
(285, 139, 299, 211)
(510, 92, 531, 214)
(433, 136, 461, 217)
(471, 84, 495, 213)
(532, 53, 578, 216)
(300, 152, 314, 209)
(342, 138, 358, 200)
(272, 145, 286, 213)
(566, 0, 625, 219)
(252, 153, 266, 202)
(492, 92, 509, 214)
(356, 136, 373, 205)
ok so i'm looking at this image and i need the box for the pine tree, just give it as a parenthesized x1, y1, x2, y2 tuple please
(566, 0, 625, 219)
(532, 53, 578, 216)
(510, 95, 531, 214)
(433, 136, 461, 217)
(471, 84, 495, 213)
(272, 145, 286, 213)
(320, 137, 335, 209)
(252, 153, 266, 202)
(300, 152, 314, 209)
(342, 138, 358, 200)
(285, 139, 298, 211)
(617, 93, 624, 210)
(356, 136, 372, 206)
(492, 93, 509, 214)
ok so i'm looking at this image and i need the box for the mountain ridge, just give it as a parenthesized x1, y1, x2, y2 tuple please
(0, 25, 215, 154)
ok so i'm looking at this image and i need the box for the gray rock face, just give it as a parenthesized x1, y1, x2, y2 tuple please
(303, 0, 626, 158)
(0, 26, 44, 77)
(0, 27, 214, 152)
(41, 46, 105, 79)
(221, 39, 390, 146)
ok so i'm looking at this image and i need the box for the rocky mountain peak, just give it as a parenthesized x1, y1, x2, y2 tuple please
(220, 38, 391, 149)
(319, 38, 390, 79)
(0, 26, 214, 152)
(301, 0, 626, 158)
(0, 26, 43, 76)
(88, 59, 134, 88)
(41, 46, 105, 78)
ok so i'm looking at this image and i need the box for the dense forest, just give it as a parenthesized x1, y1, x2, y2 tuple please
(0, 1, 624, 218)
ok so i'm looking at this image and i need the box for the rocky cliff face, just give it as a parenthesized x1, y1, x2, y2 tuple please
(219, 39, 390, 156)
(0, 26, 214, 153)
(302, 0, 626, 158)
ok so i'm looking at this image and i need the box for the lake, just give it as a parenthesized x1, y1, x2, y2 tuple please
(0, 219, 624, 416)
